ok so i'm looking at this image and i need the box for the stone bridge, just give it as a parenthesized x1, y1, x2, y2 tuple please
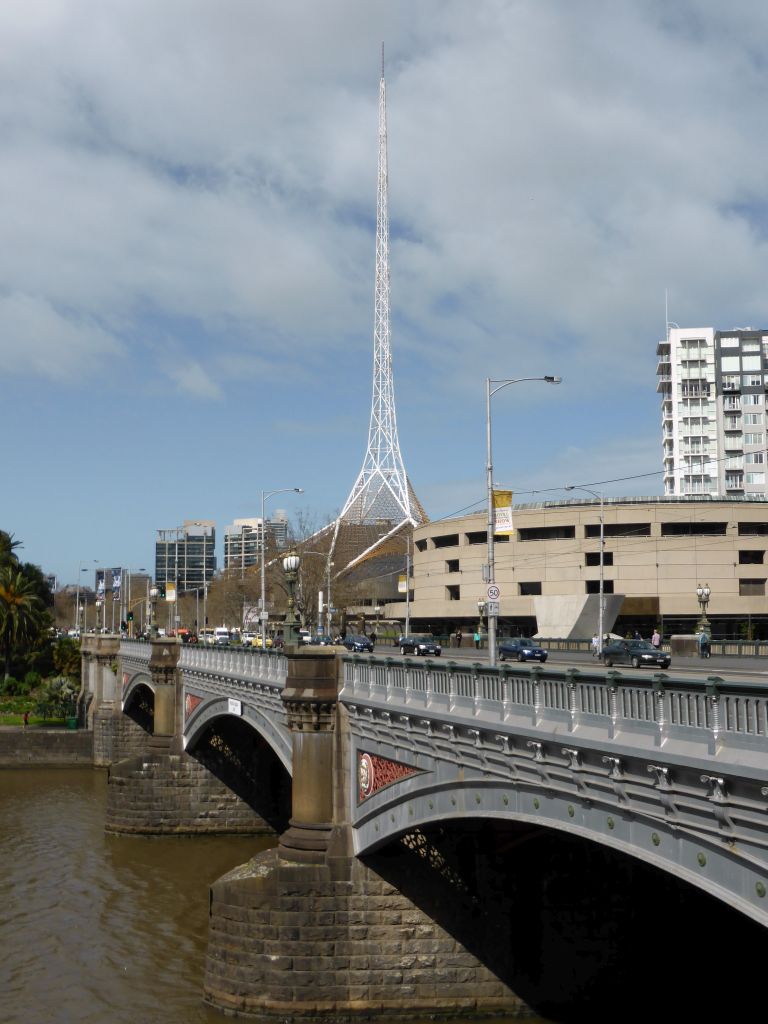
(111, 639, 768, 1020)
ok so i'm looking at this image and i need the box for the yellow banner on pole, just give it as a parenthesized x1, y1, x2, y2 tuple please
(493, 490, 514, 535)
(398, 574, 407, 594)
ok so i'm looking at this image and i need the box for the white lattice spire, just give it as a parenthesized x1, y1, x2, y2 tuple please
(337, 51, 426, 532)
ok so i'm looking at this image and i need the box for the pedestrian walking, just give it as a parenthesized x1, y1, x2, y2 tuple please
(23, 711, 29, 729)
(455, 629, 463, 649)
(473, 630, 481, 650)
(651, 628, 661, 650)
(698, 630, 710, 659)
(591, 633, 599, 657)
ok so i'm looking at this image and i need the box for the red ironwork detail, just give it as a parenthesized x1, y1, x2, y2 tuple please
(185, 693, 203, 721)
(358, 751, 421, 802)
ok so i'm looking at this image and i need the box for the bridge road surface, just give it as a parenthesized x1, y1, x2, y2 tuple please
(372, 642, 768, 684)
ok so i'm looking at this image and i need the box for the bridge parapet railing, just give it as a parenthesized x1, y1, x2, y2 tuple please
(179, 644, 287, 688)
(341, 656, 768, 772)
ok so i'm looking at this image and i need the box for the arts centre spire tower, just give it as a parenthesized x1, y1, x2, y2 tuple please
(324, 51, 427, 576)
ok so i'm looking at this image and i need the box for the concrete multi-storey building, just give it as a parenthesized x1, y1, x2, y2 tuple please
(658, 326, 768, 497)
(386, 497, 768, 640)
(155, 520, 216, 592)
(223, 518, 262, 573)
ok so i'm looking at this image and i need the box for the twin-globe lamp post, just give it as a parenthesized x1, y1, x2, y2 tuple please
(485, 375, 562, 667)
(696, 582, 711, 633)
(565, 485, 605, 656)
(260, 487, 303, 650)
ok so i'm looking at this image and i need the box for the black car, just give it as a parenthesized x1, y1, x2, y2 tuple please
(341, 634, 374, 653)
(497, 637, 548, 663)
(310, 635, 336, 646)
(601, 639, 671, 670)
(399, 635, 442, 657)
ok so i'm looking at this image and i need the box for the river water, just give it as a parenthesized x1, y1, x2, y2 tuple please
(1, 768, 269, 1024)
(0, 768, 556, 1024)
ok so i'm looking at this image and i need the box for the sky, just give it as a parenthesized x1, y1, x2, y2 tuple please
(4, 0, 768, 586)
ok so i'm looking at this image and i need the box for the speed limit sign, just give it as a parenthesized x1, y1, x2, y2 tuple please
(487, 584, 501, 601)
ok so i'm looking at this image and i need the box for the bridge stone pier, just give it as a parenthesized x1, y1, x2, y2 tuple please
(105, 639, 281, 836)
(203, 647, 525, 1020)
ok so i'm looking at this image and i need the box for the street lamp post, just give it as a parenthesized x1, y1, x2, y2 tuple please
(485, 375, 561, 666)
(566, 485, 605, 655)
(477, 598, 486, 650)
(73, 560, 96, 635)
(282, 552, 301, 646)
(260, 487, 303, 650)
(149, 586, 159, 638)
(696, 582, 711, 632)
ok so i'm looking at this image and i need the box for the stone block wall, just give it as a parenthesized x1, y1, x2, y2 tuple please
(93, 709, 149, 767)
(105, 752, 277, 836)
(204, 849, 527, 1020)
(0, 728, 93, 767)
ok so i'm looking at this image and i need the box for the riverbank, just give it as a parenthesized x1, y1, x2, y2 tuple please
(0, 726, 93, 767)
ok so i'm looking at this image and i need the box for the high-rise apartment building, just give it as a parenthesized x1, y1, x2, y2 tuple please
(223, 518, 262, 573)
(658, 327, 768, 497)
(155, 520, 216, 591)
(222, 512, 292, 573)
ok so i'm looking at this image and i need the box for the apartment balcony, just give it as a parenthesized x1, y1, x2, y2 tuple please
(725, 476, 745, 492)
(656, 375, 672, 393)
(656, 340, 670, 357)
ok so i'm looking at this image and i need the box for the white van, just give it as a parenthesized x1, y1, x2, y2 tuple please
(214, 627, 230, 646)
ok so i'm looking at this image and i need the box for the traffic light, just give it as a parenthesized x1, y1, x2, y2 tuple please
(127, 612, 134, 622)
(120, 620, 127, 631)
(158, 583, 166, 599)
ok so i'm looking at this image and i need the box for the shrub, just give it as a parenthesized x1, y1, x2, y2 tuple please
(1, 676, 30, 697)
(23, 670, 42, 690)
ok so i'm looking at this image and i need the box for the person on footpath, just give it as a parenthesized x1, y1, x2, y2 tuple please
(651, 628, 661, 650)
(591, 633, 599, 657)
(455, 629, 463, 649)
(698, 629, 710, 659)
(473, 630, 481, 650)
(23, 710, 29, 729)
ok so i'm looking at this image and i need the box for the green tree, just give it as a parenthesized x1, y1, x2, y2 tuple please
(0, 531, 22, 569)
(0, 566, 46, 680)
(53, 638, 81, 679)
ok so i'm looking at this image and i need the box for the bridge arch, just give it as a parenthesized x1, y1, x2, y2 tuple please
(184, 696, 291, 773)
(121, 672, 155, 732)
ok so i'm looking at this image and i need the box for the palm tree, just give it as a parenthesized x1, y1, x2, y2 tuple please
(0, 531, 22, 569)
(0, 566, 45, 679)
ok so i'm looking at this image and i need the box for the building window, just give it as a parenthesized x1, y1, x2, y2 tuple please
(585, 523, 651, 538)
(746, 473, 766, 484)
(721, 355, 741, 371)
(739, 550, 765, 564)
(518, 582, 542, 596)
(743, 355, 762, 371)
(446, 559, 460, 573)
(415, 539, 428, 552)
(743, 393, 762, 405)
(746, 452, 765, 465)
(586, 580, 614, 594)
(745, 433, 764, 445)
(585, 552, 614, 566)
(465, 531, 487, 545)
(446, 585, 460, 601)
(432, 533, 459, 549)
(744, 413, 764, 426)
(739, 522, 768, 535)
(739, 579, 766, 597)
(518, 526, 576, 542)
(660, 522, 727, 536)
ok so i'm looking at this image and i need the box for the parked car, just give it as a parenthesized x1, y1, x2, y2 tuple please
(254, 635, 273, 649)
(601, 639, 671, 670)
(340, 634, 374, 653)
(240, 632, 257, 647)
(497, 637, 548, 663)
(399, 635, 442, 657)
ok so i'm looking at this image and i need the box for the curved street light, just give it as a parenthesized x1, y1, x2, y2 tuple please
(485, 375, 562, 666)
(260, 487, 303, 650)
